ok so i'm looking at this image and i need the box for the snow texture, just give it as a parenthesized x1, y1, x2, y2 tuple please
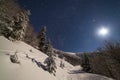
(0, 36, 114, 80)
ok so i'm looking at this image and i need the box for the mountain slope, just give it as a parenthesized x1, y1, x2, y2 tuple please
(0, 36, 56, 80)
(0, 36, 73, 80)
(0, 36, 114, 80)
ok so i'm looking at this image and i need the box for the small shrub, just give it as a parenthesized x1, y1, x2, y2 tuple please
(10, 52, 20, 64)
(60, 60, 65, 69)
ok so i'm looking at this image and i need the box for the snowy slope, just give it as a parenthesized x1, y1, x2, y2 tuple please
(67, 66, 114, 80)
(0, 36, 73, 80)
(0, 36, 114, 80)
(0, 36, 55, 80)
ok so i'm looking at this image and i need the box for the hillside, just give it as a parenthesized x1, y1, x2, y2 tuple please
(0, 36, 73, 80)
(53, 49, 81, 66)
(0, 36, 114, 80)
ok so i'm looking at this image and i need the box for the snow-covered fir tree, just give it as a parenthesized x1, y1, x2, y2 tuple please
(0, 0, 30, 41)
(44, 40, 57, 76)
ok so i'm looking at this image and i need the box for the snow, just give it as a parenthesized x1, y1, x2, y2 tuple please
(67, 73, 114, 80)
(0, 36, 57, 80)
(68, 66, 114, 80)
(0, 36, 114, 80)
(66, 52, 76, 54)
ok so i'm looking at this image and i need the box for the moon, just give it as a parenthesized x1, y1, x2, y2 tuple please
(98, 27, 109, 36)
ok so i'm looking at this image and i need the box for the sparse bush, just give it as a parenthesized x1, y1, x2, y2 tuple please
(60, 60, 65, 69)
(24, 23, 38, 47)
(89, 41, 120, 80)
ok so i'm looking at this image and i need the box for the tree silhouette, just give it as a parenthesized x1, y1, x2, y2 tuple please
(37, 26, 47, 52)
(81, 53, 92, 72)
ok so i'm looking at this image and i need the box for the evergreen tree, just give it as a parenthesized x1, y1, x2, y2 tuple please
(0, 0, 14, 38)
(11, 11, 29, 40)
(38, 26, 47, 52)
(81, 53, 92, 72)
(44, 40, 57, 76)
(0, 0, 30, 41)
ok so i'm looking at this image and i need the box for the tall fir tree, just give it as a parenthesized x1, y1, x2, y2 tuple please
(38, 26, 47, 52)
(44, 40, 57, 76)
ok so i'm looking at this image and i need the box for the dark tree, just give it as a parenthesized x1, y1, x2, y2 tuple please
(81, 53, 92, 73)
(37, 26, 47, 52)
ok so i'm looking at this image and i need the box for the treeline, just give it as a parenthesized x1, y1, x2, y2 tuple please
(77, 41, 120, 80)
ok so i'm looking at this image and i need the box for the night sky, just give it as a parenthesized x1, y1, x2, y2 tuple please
(18, 0, 120, 52)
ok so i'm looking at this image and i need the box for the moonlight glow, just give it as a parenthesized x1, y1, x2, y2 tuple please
(98, 27, 109, 36)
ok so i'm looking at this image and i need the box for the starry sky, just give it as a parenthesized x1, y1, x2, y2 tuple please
(18, 0, 120, 52)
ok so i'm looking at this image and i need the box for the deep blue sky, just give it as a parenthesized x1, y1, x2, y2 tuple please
(18, 0, 120, 52)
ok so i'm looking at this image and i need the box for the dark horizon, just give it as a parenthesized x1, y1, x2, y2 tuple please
(18, 0, 120, 53)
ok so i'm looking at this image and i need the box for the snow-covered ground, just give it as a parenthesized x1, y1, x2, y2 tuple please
(0, 36, 114, 80)
(67, 66, 114, 80)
